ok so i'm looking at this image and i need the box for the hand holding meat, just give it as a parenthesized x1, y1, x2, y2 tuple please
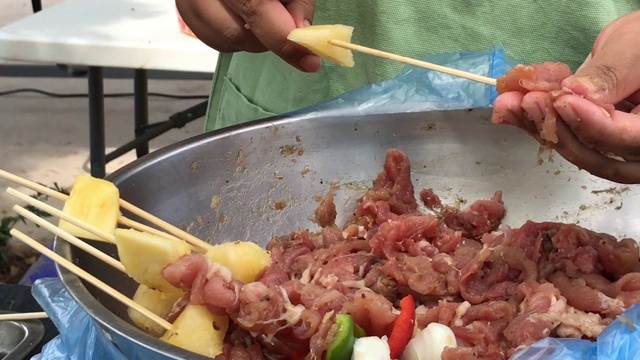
(492, 10, 640, 184)
(176, 0, 321, 72)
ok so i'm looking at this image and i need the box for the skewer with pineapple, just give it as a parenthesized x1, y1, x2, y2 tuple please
(287, 24, 497, 86)
(2, 173, 272, 358)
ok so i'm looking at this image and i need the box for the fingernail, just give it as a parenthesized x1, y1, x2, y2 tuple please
(299, 55, 321, 72)
(553, 100, 578, 121)
(522, 99, 544, 123)
(567, 76, 606, 100)
(303, 20, 311, 27)
(492, 110, 517, 125)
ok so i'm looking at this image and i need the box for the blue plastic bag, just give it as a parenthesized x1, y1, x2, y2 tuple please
(510, 304, 640, 360)
(30, 277, 128, 360)
(288, 44, 517, 119)
(19, 249, 57, 286)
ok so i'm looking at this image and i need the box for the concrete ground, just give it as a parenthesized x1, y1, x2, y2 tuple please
(0, 0, 212, 254)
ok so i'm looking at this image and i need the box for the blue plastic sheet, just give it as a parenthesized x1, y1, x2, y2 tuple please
(27, 47, 640, 359)
(510, 304, 640, 360)
(288, 44, 518, 119)
(19, 248, 57, 286)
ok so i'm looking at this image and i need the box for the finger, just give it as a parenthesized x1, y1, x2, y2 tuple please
(282, 0, 316, 27)
(492, 91, 523, 124)
(575, 52, 592, 73)
(223, 0, 321, 72)
(492, 92, 541, 137)
(554, 94, 640, 159)
(551, 120, 640, 184)
(590, 11, 634, 53)
(176, 0, 265, 53)
(561, 11, 640, 104)
(521, 92, 557, 142)
(496, 91, 640, 183)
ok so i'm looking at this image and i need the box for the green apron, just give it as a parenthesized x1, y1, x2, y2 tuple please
(204, 1, 638, 131)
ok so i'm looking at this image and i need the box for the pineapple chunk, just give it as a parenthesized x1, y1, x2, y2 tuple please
(205, 241, 271, 283)
(128, 284, 184, 337)
(114, 228, 191, 292)
(58, 174, 120, 242)
(160, 304, 229, 358)
(287, 24, 355, 67)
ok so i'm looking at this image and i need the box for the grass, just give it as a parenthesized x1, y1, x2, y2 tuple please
(0, 183, 67, 267)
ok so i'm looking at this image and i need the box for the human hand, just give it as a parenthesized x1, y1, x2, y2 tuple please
(492, 10, 640, 184)
(176, 0, 322, 72)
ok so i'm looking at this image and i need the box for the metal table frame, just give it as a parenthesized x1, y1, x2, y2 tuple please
(86, 67, 208, 178)
(13, 0, 212, 178)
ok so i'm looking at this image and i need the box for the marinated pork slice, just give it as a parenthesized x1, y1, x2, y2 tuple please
(314, 188, 337, 228)
(442, 191, 506, 240)
(366, 148, 419, 215)
(496, 62, 572, 94)
(496, 62, 573, 144)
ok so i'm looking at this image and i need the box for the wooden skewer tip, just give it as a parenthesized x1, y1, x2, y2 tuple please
(0, 312, 49, 321)
(9, 228, 171, 330)
(328, 39, 498, 86)
(0, 169, 68, 201)
(12, 204, 125, 273)
(7, 187, 116, 243)
(1, 170, 207, 253)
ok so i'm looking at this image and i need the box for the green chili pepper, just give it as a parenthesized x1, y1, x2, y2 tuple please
(325, 314, 357, 360)
(354, 323, 366, 339)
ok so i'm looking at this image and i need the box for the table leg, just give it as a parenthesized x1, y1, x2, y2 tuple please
(88, 67, 106, 178)
(31, 0, 42, 13)
(134, 69, 149, 157)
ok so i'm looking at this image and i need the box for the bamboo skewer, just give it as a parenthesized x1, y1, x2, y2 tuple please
(12, 205, 126, 274)
(118, 200, 210, 252)
(329, 39, 498, 86)
(0, 169, 69, 201)
(0, 169, 203, 249)
(7, 188, 115, 243)
(117, 216, 183, 243)
(9, 229, 172, 330)
(0, 312, 49, 321)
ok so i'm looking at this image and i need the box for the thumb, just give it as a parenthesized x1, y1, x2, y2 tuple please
(561, 11, 640, 104)
(284, 0, 316, 28)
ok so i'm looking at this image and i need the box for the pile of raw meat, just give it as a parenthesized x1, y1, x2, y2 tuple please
(163, 149, 640, 360)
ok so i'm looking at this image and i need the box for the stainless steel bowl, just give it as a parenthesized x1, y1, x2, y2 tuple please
(55, 108, 640, 359)
(0, 311, 44, 360)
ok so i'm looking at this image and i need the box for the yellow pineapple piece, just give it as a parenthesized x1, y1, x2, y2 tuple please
(160, 304, 229, 358)
(128, 284, 184, 337)
(114, 228, 191, 292)
(287, 24, 355, 67)
(205, 241, 271, 283)
(58, 174, 120, 242)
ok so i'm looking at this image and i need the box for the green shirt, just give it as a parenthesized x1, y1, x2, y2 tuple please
(205, 1, 638, 131)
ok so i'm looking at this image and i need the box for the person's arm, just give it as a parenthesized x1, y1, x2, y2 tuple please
(493, 10, 640, 184)
(176, 0, 321, 72)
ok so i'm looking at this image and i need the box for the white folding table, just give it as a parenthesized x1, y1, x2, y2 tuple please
(0, 0, 220, 177)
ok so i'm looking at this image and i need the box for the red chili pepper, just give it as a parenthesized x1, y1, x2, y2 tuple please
(387, 294, 416, 359)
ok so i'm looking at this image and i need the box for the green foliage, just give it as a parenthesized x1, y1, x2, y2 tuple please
(0, 182, 68, 267)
